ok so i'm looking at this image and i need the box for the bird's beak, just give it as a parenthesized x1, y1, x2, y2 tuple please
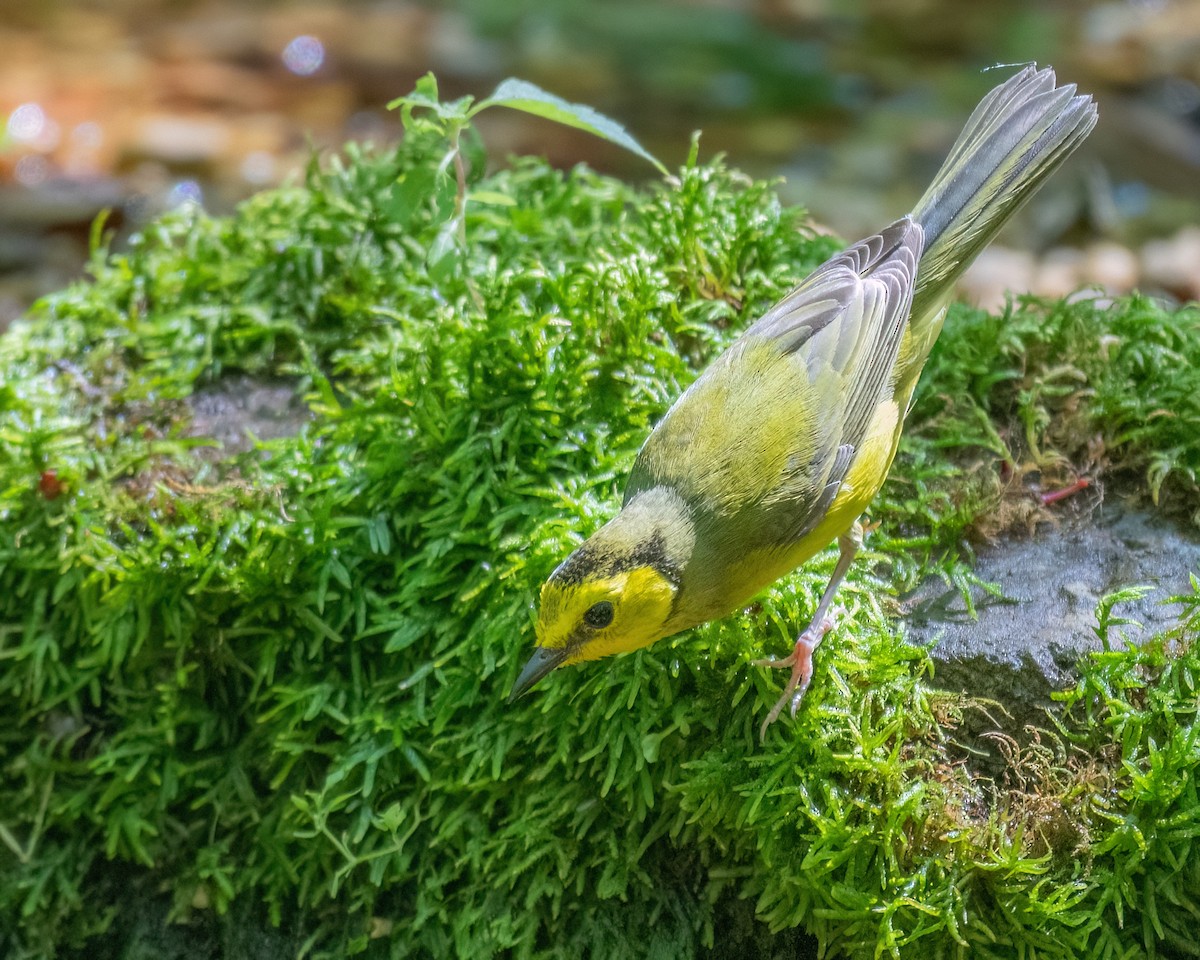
(508, 646, 566, 703)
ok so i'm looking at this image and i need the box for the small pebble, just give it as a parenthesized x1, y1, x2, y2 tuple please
(1141, 226, 1200, 300)
(1032, 247, 1085, 300)
(1083, 241, 1140, 293)
(958, 246, 1035, 312)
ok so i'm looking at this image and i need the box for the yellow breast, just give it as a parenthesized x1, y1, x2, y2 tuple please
(714, 397, 902, 609)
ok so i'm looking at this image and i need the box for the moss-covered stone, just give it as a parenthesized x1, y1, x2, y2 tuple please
(1, 109, 1199, 959)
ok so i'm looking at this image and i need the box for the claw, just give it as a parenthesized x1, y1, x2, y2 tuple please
(757, 611, 840, 742)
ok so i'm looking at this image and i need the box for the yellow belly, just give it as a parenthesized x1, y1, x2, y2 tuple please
(720, 398, 902, 610)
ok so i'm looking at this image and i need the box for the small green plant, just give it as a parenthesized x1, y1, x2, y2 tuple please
(0, 75, 1198, 960)
(386, 73, 666, 284)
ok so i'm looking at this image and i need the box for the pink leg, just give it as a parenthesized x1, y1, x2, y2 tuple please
(756, 521, 862, 741)
(754, 613, 839, 739)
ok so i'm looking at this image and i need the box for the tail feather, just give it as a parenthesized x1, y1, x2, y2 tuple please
(909, 66, 1097, 325)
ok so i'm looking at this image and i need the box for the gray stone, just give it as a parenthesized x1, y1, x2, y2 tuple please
(186, 375, 310, 458)
(0, 179, 126, 228)
(907, 503, 1200, 730)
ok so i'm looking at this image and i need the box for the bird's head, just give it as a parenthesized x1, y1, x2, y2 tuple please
(509, 487, 695, 701)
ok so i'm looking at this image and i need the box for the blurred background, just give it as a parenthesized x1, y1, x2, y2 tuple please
(1, 0, 1198, 331)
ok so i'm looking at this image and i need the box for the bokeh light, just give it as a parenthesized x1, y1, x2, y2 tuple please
(167, 179, 204, 209)
(70, 122, 103, 149)
(282, 35, 325, 76)
(7, 103, 46, 142)
(14, 154, 49, 187)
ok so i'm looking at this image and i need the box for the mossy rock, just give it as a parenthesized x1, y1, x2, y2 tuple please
(1, 119, 1199, 959)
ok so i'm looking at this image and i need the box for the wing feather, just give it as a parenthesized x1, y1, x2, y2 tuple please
(625, 216, 924, 548)
(749, 217, 922, 455)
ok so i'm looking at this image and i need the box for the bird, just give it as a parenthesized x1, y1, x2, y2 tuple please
(509, 66, 1098, 739)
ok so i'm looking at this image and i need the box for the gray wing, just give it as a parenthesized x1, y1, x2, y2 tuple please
(749, 217, 922, 472)
(750, 217, 923, 541)
(625, 217, 923, 544)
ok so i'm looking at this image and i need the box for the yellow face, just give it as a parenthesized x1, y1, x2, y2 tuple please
(538, 566, 677, 664)
(508, 487, 695, 702)
(508, 563, 678, 702)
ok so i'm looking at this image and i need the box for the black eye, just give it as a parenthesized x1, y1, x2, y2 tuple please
(583, 601, 614, 629)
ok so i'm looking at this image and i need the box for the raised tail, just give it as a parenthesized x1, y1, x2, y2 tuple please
(909, 65, 1097, 328)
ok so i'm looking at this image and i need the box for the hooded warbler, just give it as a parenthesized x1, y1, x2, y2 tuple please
(510, 66, 1098, 738)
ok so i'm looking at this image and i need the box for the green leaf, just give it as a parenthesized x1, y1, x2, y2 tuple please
(474, 78, 667, 175)
(426, 217, 462, 283)
(1093, 584, 1153, 651)
(468, 190, 517, 207)
(386, 71, 475, 129)
(384, 164, 456, 226)
(384, 167, 437, 226)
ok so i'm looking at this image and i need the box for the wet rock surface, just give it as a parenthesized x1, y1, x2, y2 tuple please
(186, 374, 310, 457)
(908, 502, 1200, 731)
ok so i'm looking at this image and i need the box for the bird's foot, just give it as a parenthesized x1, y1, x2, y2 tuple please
(754, 610, 841, 741)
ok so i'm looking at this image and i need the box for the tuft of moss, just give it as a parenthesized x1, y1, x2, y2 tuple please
(911, 294, 1200, 524)
(1, 103, 1199, 959)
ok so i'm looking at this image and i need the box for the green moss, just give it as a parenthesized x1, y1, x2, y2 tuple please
(1, 104, 1199, 959)
(913, 294, 1200, 522)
